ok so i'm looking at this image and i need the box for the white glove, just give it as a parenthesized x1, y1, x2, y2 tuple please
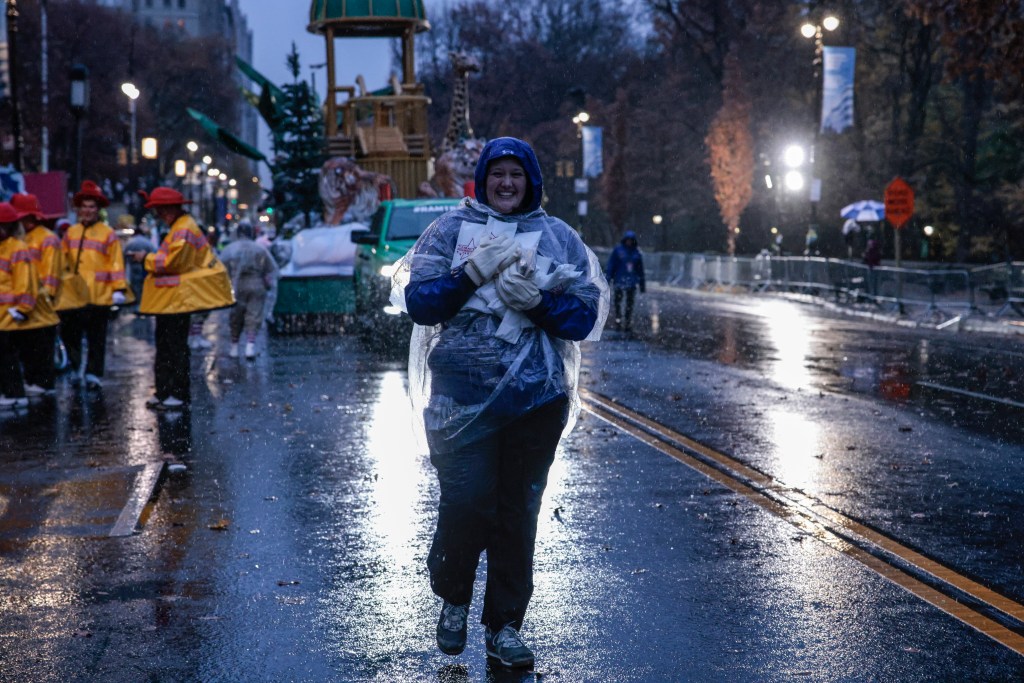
(496, 265, 542, 311)
(464, 234, 520, 286)
(8, 308, 26, 322)
(112, 291, 126, 305)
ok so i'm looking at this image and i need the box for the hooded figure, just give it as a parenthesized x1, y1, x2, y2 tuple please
(219, 219, 277, 358)
(394, 136, 608, 448)
(390, 136, 608, 668)
(605, 229, 646, 331)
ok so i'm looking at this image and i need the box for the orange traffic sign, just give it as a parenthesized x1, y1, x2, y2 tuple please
(884, 177, 915, 229)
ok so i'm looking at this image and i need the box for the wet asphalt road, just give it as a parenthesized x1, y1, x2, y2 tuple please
(2, 287, 1024, 682)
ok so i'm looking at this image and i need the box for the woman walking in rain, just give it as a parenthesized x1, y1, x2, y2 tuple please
(392, 137, 608, 668)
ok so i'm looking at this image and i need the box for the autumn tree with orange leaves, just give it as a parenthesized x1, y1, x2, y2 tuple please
(705, 51, 753, 256)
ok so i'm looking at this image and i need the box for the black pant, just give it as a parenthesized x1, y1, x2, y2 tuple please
(613, 286, 637, 328)
(59, 306, 109, 377)
(427, 397, 568, 632)
(154, 313, 191, 402)
(13, 325, 57, 390)
(0, 330, 25, 398)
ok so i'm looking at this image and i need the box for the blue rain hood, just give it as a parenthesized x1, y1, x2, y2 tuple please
(474, 137, 544, 213)
(622, 230, 637, 244)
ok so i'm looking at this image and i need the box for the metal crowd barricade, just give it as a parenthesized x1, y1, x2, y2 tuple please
(595, 247, 1023, 320)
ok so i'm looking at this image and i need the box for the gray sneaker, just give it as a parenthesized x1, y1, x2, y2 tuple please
(485, 624, 534, 668)
(436, 601, 470, 655)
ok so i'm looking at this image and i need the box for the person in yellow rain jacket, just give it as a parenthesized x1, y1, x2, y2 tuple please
(11, 193, 63, 395)
(0, 202, 59, 409)
(133, 187, 234, 410)
(61, 180, 129, 389)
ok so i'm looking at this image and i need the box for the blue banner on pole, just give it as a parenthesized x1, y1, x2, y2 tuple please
(821, 46, 856, 134)
(582, 126, 603, 178)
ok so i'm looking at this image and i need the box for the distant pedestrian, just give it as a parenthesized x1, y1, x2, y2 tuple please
(842, 218, 861, 259)
(804, 226, 819, 256)
(124, 219, 158, 309)
(394, 137, 608, 669)
(863, 238, 881, 268)
(219, 220, 277, 359)
(133, 187, 234, 410)
(863, 237, 882, 296)
(60, 180, 130, 389)
(605, 229, 646, 331)
(11, 194, 62, 395)
(0, 202, 60, 408)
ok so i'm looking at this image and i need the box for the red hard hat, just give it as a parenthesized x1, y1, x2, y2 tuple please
(11, 193, 43, 220)
(73, 180, 110, 208)
(140, 187, 192, 209)
(0, 202, 21, 224)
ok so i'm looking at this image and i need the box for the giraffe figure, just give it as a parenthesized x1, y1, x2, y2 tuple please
(441, 51, 482, 153)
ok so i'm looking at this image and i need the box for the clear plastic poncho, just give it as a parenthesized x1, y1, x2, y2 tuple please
(390, 198, 609, 453)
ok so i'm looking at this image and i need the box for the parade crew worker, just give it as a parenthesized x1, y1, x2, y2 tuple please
(605, 229, 646, 332)
(391, 137, 608, 668)
(0, 202, 59, 408)
(60, 180, 129, 389)
(11, 193, 62, 395)
(133, 187, 234, 410)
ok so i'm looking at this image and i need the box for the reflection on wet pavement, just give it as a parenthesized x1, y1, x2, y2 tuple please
(637, 288, 1024, 440)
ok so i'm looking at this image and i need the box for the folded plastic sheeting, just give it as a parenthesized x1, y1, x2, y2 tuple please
(391, 198, 609, 453)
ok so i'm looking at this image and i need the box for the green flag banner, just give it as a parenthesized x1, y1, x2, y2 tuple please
(186, 108, 267, 162)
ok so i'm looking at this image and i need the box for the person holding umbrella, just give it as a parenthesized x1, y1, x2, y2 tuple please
(840, 200, 885, 261)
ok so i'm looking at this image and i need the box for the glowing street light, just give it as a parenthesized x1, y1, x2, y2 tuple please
(784, 170, 805, 192)
(140, 137, 158, 160)
(783, 144, 806, 168)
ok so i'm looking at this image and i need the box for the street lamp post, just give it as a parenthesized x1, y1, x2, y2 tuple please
(121, 81, 140, 215)
(800, 13, 839, 246)
(69, 64, 89, 191)
(571, 110, 590, 236)
(186, 140, 198, 203)
(201, 155, 213, 226)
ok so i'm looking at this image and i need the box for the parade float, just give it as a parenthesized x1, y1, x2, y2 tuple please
(262, 0, 485, 333)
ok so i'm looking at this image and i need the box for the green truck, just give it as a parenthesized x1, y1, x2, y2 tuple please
(350, 198, 461, 345)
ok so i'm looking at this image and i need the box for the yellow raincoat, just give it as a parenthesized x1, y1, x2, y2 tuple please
(62, 221, 128, 306)
(139, 213, 234, 315)
(23, 224, 63, 298)
(0, 235, 59, 331)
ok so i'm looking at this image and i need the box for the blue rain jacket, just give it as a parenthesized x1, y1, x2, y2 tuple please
(391, 138, 609, 452)
(606, 230, 646, 291)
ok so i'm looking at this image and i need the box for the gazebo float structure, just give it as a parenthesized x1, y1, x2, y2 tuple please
(308, 0, 432, 198)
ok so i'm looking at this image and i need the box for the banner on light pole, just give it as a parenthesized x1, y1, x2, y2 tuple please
(582, 126, 603, 178)
(821, 46, 855, 134)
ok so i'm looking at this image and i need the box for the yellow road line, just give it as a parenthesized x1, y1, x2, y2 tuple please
(581, 389, 1024, 656)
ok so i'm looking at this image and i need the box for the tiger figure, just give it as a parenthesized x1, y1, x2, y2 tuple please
(319, 157, 394, 225)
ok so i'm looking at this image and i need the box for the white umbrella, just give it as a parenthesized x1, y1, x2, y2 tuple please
(840, 200, 885, 222)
